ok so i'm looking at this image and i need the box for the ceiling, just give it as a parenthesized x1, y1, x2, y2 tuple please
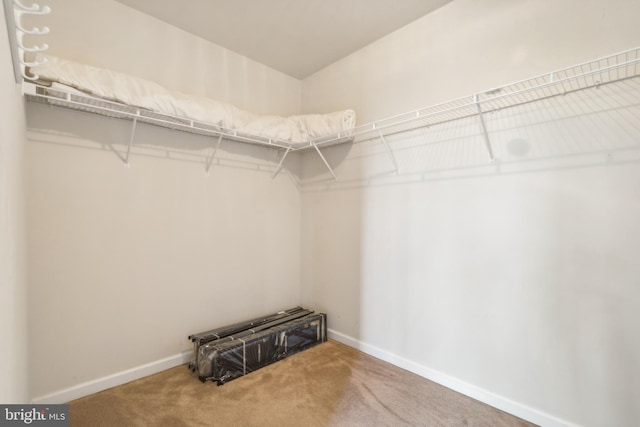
(114, 0, 453, 79)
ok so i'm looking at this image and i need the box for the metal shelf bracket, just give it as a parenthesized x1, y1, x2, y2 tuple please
(271, 147, 291, 179)
(312, 142, 337, 180)
(124, 111, 139, 167)
(205, 134, 223, 174)
(474, 94, 495, 163)
(377, 130, 399, 173)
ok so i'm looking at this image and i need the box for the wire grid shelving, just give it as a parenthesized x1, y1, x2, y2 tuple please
(7, 0, 639, 176)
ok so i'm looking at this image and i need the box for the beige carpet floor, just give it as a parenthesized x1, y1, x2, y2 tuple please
(68, 340, 537, 427)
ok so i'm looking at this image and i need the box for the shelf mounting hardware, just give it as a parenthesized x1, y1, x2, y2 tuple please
(271, 147, 291, 179)
(124, 111, 139, 167)
(4, 0, 51, 82)
(311, 142, 337, 180)
(205, 134, 223, 173)
(377, 130, 399, 173)
(474, 94, 495, 162)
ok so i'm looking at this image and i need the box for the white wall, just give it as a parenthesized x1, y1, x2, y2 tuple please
(19, 0, 640, 423)
(0, 3, 29, 403)
(303, 0, 640, 121)
(301, 1, 640, 426)
(27, 107, 302, 400)
(38, 0, 301, 116)
(25, 0, 303, 401)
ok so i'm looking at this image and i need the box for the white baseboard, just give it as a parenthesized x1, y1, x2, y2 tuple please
(30, 330, 579, 426)
(31, 350, 193, 404)
(328, 329, 580, 427)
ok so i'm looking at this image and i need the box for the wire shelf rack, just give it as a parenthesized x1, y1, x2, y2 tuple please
(22, 46, 640, 177)
(24, 47, 640, 155)
(23, 84, 298, 150)
(6, 0, 640, 178)
(306, 47, 640, 150)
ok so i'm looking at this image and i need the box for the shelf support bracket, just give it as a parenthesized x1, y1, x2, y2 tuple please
(271, 147, 291, 179)
(312, 142, 337, 180)
(474, 95, 495, 162)
(205, 134, 223, 173)
(125, 113, 138, 167)
(377, 130, 399, 173)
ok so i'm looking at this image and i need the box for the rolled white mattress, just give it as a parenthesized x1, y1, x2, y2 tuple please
(33, 55, 356, 145)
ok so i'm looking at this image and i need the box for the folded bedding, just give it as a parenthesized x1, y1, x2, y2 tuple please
(32, 54, 356, 145)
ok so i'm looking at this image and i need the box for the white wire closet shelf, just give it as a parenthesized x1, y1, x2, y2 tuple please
(6, 1, 640, 176)
(313, 47, 640, 158)
(22, 82, 302, 151)
(23, 48, 640, 156)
